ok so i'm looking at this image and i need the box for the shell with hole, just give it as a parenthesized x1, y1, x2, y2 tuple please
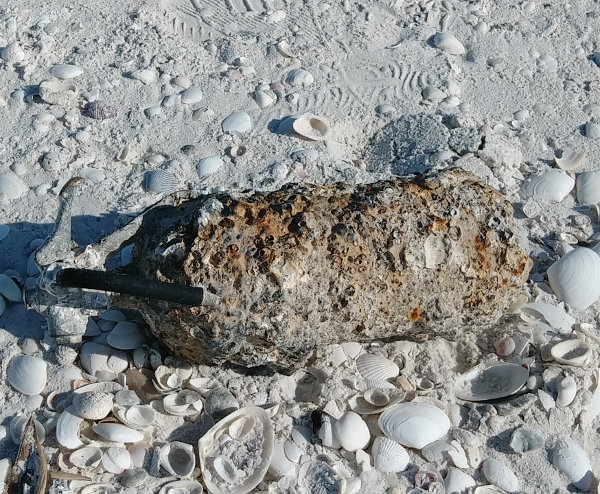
(69, 445, 103, 469)
(291, 114, 330, 141)
(454, 362, 529, 401)
(159, 441, 196, 478)
(198, 406, 274, 494)
(371, 436, 410, 473)
(547, 247, 600, 309)
(7, 355, 47, 396)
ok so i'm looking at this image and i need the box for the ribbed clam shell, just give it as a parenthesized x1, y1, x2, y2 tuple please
(552, 438, 593, 491)
(356, 353, 400, 381)
(292, 114, 330, 141)
(107, 321, 148, 350)
(72, 391, 113, 420)
(550, 339, 592, 367)
(69, 445, 103, 468)
(0, 274, 21, 302)
(102, 446, 131, 474)
(454, 362, 529, 401)
(84, 100, 117, 120)
(92, 423, 144, 443)
(378, 402, 450, 449)
(371, 436, 409, 473)
(547, 247, 600, 309)
(160, 441, 196, 478)
(577, 171, 600, 204)
(333, 411, 370, 452)
(7, 355, 47, 396)
(521, 169, 574, 203)
(143, 170, 178, 194)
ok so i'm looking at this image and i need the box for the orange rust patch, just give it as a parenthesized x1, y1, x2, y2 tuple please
(409, 306, 423, 321)
(475, 234, 490, 272)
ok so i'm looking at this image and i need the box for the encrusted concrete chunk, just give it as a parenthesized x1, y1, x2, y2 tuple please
(112, 169, 531, 371)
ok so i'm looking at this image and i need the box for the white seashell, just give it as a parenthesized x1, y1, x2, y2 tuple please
(292, 114, 330, 141)
(421, 440, 455, 466)
(197, 155, 223, 177)
(433, 32, 465, 55)
(92, 423, 144, 443)
(521, 302, 575, 334)
(378, 402, 450, 449)
(132, 69, 157, 85)
(213, 455, 239, 483)
(102, 446, 131, 474)
(163, 390, 203, 416)
(160, 441, 196, 477)
(454, 362, 529, 401)
(316, 413, 341, 449)
(552, 437, 593, 491)
(119, 404, 156, 429)
(56, 407, 85, 450)
(538, 388, 556, 410)
(100, 309, 127, 322)
(333, 411, 370, 452)
(79, 342, 113, 375)
(356, 353, 400, 381)
(0, 275, 21, 304)
(482, 458, 519, 493)
(371, 436, 409, 473)
(556, 376, 577, 407)
(228, 415, 255, 441)
(509, 426, 544, 453)
(265, 9, 286, 22)
(198, 406, 274, 494)
(495, 336, 515, 357)
(49, 63, 83, 79)
(80, 483, 119, 494)
(143, 170, 178, 194)
(0, 173, 27, 200)
(180, 87, 203, 104)
(0, 224, 9, 241)
(283, 440, 302, 463)
(10, 414, 45, 444)
(550, 339, 592, 367)
(1, 42, 25, 63)
(7, 355, 47, 395)
(285, 68, 314, 87)
(107, 321, 148, 350)
(222, 111, 252, 136)
(341, 342, 362, 359)
(268, 441, 294, 478)
(547, 247, 600, 309)
(69, 445, 103, 468)
(158, 480, 204, 494)
(576, 171, 600, 205)
(521, 169, 575, 203)
(474, 486, 506, 494)
(555, 150, 585, 171)
(585, 121, 600, 139)
(444, 467, 476, 494)
(363, 388, 390, 407)
(72, 391, 113, 420)
(107, 351, 129, 373)
(253, 90, 274, 109)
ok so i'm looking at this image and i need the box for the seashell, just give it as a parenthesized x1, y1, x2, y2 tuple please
(313, 412, 340, 449)
(333, 411, 370, 452)
(555, 149, 585, 171)
(0, 224, 9, 240)
(576, 171, 600, 205)
(433, 32, 465, 55)
(69, 446, 103, 469)
(521, 169, 575, 203)
(107, 351, 129, 373)
(422, 86, 446, 101)
(550, 339, 592, 367)
(356, 353, 400, 382)
(556, 375, 577, 407)
(163, 390, 203, 416)
(180, 87, 203, 104)
(79, 342, 113, 375)
(268, 441, 294, 478)
(292, 114, 330, 141)
(547, 247, 600, 309)
(482, 458, 519, 493)
(198, 406, 274, 494)
(7, 355, 47, 396)
(197, 155, 223, 177)
(204, 387, 239, 419)
(228, 415, 255, 441)
(72, 391, 113, 420)
(444, 467, 476, 494)
(118, 404, 156, 429)
(10, 415, 45, 444)
(521, 302, 575, 334)
(120, 467, 148, 488)
(132, 69, 157, 85)
(1, 42, 25, 63)
(378, 402, 450, 449)
(0, 173, 27, 200)
(552, 437, 593, 491)
(283, 440, 302, 463)
(585, 121, 600, 139)
(363, 388, 390, 407)
(454, 362, 529, 401)
(341, 342, 362, 359)
(474, 486, 506, 494)
(84, 101, 117, 120)
(253, 90, 274, 109)
(285, 68, 314, 87)
(143, 170, 178, 194)
(80, 484, 119, 494)
(0, 274, 21, 302)
(160, 441, 196, 478)
(102, 446, 131, 474)
(222, 111, 252, 136)
(92, 423, 144, 443)
(49, 64, 83, 79)
(107, 321, 148, 350)
(371, 436, 409, 473)
(56, 407, 85, 450)
(538, 388, 556, 410)
(509, 426, 543, 453)
(158, 480, 204, 494)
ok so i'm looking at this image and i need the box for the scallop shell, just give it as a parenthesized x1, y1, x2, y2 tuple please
(197, 155, 223, 177)
(576, 171, 600, 205)
(72, 391, 113, 420)
(433, 32, 465, 55)
(143, 170, 178, 194)
(482, 458, 519, 493)
(0, 274, 21, 302)
(102, 446, 131, 474)
(107, 321, 148, 350)
(181, 87, 203, 104)
(333, 411, 370, 452)
(454, 362, 529, 401)
(356, 353, 400, 381)
(49, 63, 83, 79)
(292, 114, 330, 141)
(547, 247, 600, 309)
(198, 406, 274, 494)
(285, 68, 314, 86)
(555, 150, 585, 171)
(550, 339, 592, 367)
(222, 111, 252, 136)
(56, 407, 85, 450)
(371, 436, 409, 473)
(552, 437, 593, 491)
(521, 170, 575, 203)
(69, 446, 103, 469)
(92, 423, 144, 443)
(378, 402, 450, 449)
(0, 173, 27, 200)
(160, 441, 196, 478)
(158, 480, 204, 494)
(7, 355, 47, 396)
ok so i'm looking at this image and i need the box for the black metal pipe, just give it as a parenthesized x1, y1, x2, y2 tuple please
(55, 268, 210, 306)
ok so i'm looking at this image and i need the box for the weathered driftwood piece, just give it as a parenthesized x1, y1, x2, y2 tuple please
(108, 169, 530, 371)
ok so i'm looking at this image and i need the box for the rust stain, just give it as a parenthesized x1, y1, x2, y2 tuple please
(409, 306, 423, 321)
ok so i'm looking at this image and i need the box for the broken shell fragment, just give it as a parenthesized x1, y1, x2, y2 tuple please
(5, 416, 47, 494)
(547, 247, 600, 309)
(371, 436, 409, 473)
(159, 441, 196, 478)
(10, 415, 45, 444)
(555, 149, 585, 171)
(550, 339, 593, 367)
(509, 426, 544, 453)
(56, 407, 85, 450)
(7, 355, 47, 396)
(454, 362, 529, 401)
(102, 446, 131, 474)
(552, 437, 594, 491)
(292, 113, 330, 141)
(107, 321, 148, 350)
